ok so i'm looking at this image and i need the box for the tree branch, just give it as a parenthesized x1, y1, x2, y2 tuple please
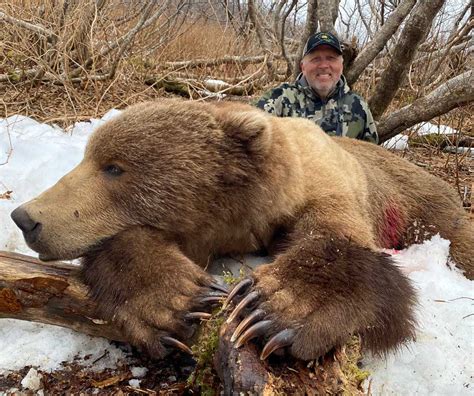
(161, 55, 275, 69)
(0, 10, 56, 41)
(369, 0, 446, 120)
(377, 70, 474, 142)
(275, 0, 298, 77)
(422, 21, 473, 86)
(413, 41, 473, 67)
(67, 0, 171, 79)
(248, 0, 275, 76)
(345, 0, 417, 85)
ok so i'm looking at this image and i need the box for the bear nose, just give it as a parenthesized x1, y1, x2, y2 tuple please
(11, 206, 42, 243)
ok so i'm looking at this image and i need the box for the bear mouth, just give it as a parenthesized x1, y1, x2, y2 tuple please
(36, 237, 110, 262)
(37, 252, 59, 262)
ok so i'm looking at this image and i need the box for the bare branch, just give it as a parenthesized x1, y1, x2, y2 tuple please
(0, 10, 56, 41)
(0, 68, 56, 83)
(68, 0, 171, 79)
(369, 0, 446, 120)
(377, 71, 474, 142)
(276, 0, 298, 77)
(345, 0, 417, 85)
(355, 0, 374, 39)
(161, 55, 282, 70)
(0, 251, 124, 341)
(107, 1, 155, 79)
(426, 19, 474, 82)
(449, 3, 471, 37)
(414, 41, 473, 66)
(248, 0, 275, 75)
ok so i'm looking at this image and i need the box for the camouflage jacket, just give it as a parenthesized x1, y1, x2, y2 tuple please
(255, 75, 378, 143)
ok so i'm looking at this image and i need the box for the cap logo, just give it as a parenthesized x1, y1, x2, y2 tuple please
(303, 32, 342, 57)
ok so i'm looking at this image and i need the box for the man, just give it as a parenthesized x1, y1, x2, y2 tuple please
(255, 32, 378, 143)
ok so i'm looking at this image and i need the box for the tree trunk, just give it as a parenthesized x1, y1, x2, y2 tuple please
(248, 0, 276, 76)
(369, 0, 446, 120)
(317, 0, 340, 33)
(293, 0, 318, 79)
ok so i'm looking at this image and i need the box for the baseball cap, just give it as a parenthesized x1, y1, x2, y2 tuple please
(302, 32, 342, 57)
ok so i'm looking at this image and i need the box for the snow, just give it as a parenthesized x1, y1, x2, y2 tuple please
(363, 236, 473, 395)
(20, 368, 42, 391)
(415, 122, 459, 136)
(128, 379, 141, 388)
(383, 134, 409, 150)
(382, 121, 464, 152)
(0, 112, 472, 394)
(382, 122, 472, 155)
(130, 366, 148, 378)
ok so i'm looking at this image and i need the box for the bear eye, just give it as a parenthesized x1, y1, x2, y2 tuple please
(103, 164, 124, 177)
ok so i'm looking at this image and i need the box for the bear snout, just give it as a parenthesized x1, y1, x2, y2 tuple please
(11, 206, 42, 244)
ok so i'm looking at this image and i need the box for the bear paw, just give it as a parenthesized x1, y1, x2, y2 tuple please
(224, 275, 303, 360)
(110, 280, 228, 358)
(80, 226, 230, 359)
(224, 240, 416, 361)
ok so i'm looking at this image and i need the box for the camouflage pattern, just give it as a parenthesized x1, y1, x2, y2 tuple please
(255, 75, 378, 144)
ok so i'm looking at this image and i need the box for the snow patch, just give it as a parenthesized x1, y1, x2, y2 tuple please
(21, 368, 43, 391)
(383, 134, 409, 150)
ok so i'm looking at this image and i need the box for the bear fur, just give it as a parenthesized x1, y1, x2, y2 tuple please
(11, 99, 473, 360)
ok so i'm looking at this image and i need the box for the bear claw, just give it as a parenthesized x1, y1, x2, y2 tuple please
(225, 278, 299, 360)
(210, 281, 230, 294)
(184, 312, 212, 320)
(223, 278, 253, 308)
(226, 290, 260, 324)
(199, 295, 226, 304)
(235, 319, 272, 348)
(230, 308, 266, 342)
(161, 336, 193, 355)
(260, 328, 295, 360)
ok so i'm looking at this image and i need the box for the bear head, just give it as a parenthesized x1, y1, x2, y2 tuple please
(11, 100, 274, 261)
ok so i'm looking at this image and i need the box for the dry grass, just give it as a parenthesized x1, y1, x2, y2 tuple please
(0, 0, 267, 123)
(157, 23, 253, 61)
(0, 1, 471, 147)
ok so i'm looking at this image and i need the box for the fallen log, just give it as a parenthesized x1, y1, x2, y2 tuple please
(160, 54, 297, 70)
(144, 76, 254, 97)
(0, 250, 124, 341)
(0, 250, 368, 394)
(214, 320, 368, 395)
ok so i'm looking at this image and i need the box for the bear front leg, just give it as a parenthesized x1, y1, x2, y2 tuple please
(80, 226, 227, 358)
(226, 220, 417, 360)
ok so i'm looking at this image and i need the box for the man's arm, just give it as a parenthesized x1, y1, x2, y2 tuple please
(360, 99, 379, 144)
(253, 85, 288, 117)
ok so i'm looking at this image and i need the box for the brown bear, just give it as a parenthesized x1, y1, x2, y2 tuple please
(11, 99, 473, 361)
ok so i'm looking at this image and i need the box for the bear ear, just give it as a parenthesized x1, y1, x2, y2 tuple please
(213, 105, 273, 156)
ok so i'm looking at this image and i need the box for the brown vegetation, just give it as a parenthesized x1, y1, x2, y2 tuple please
(1, 0, 472, 137)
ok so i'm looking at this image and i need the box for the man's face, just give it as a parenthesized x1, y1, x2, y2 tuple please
(300, 45, 343, 98)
